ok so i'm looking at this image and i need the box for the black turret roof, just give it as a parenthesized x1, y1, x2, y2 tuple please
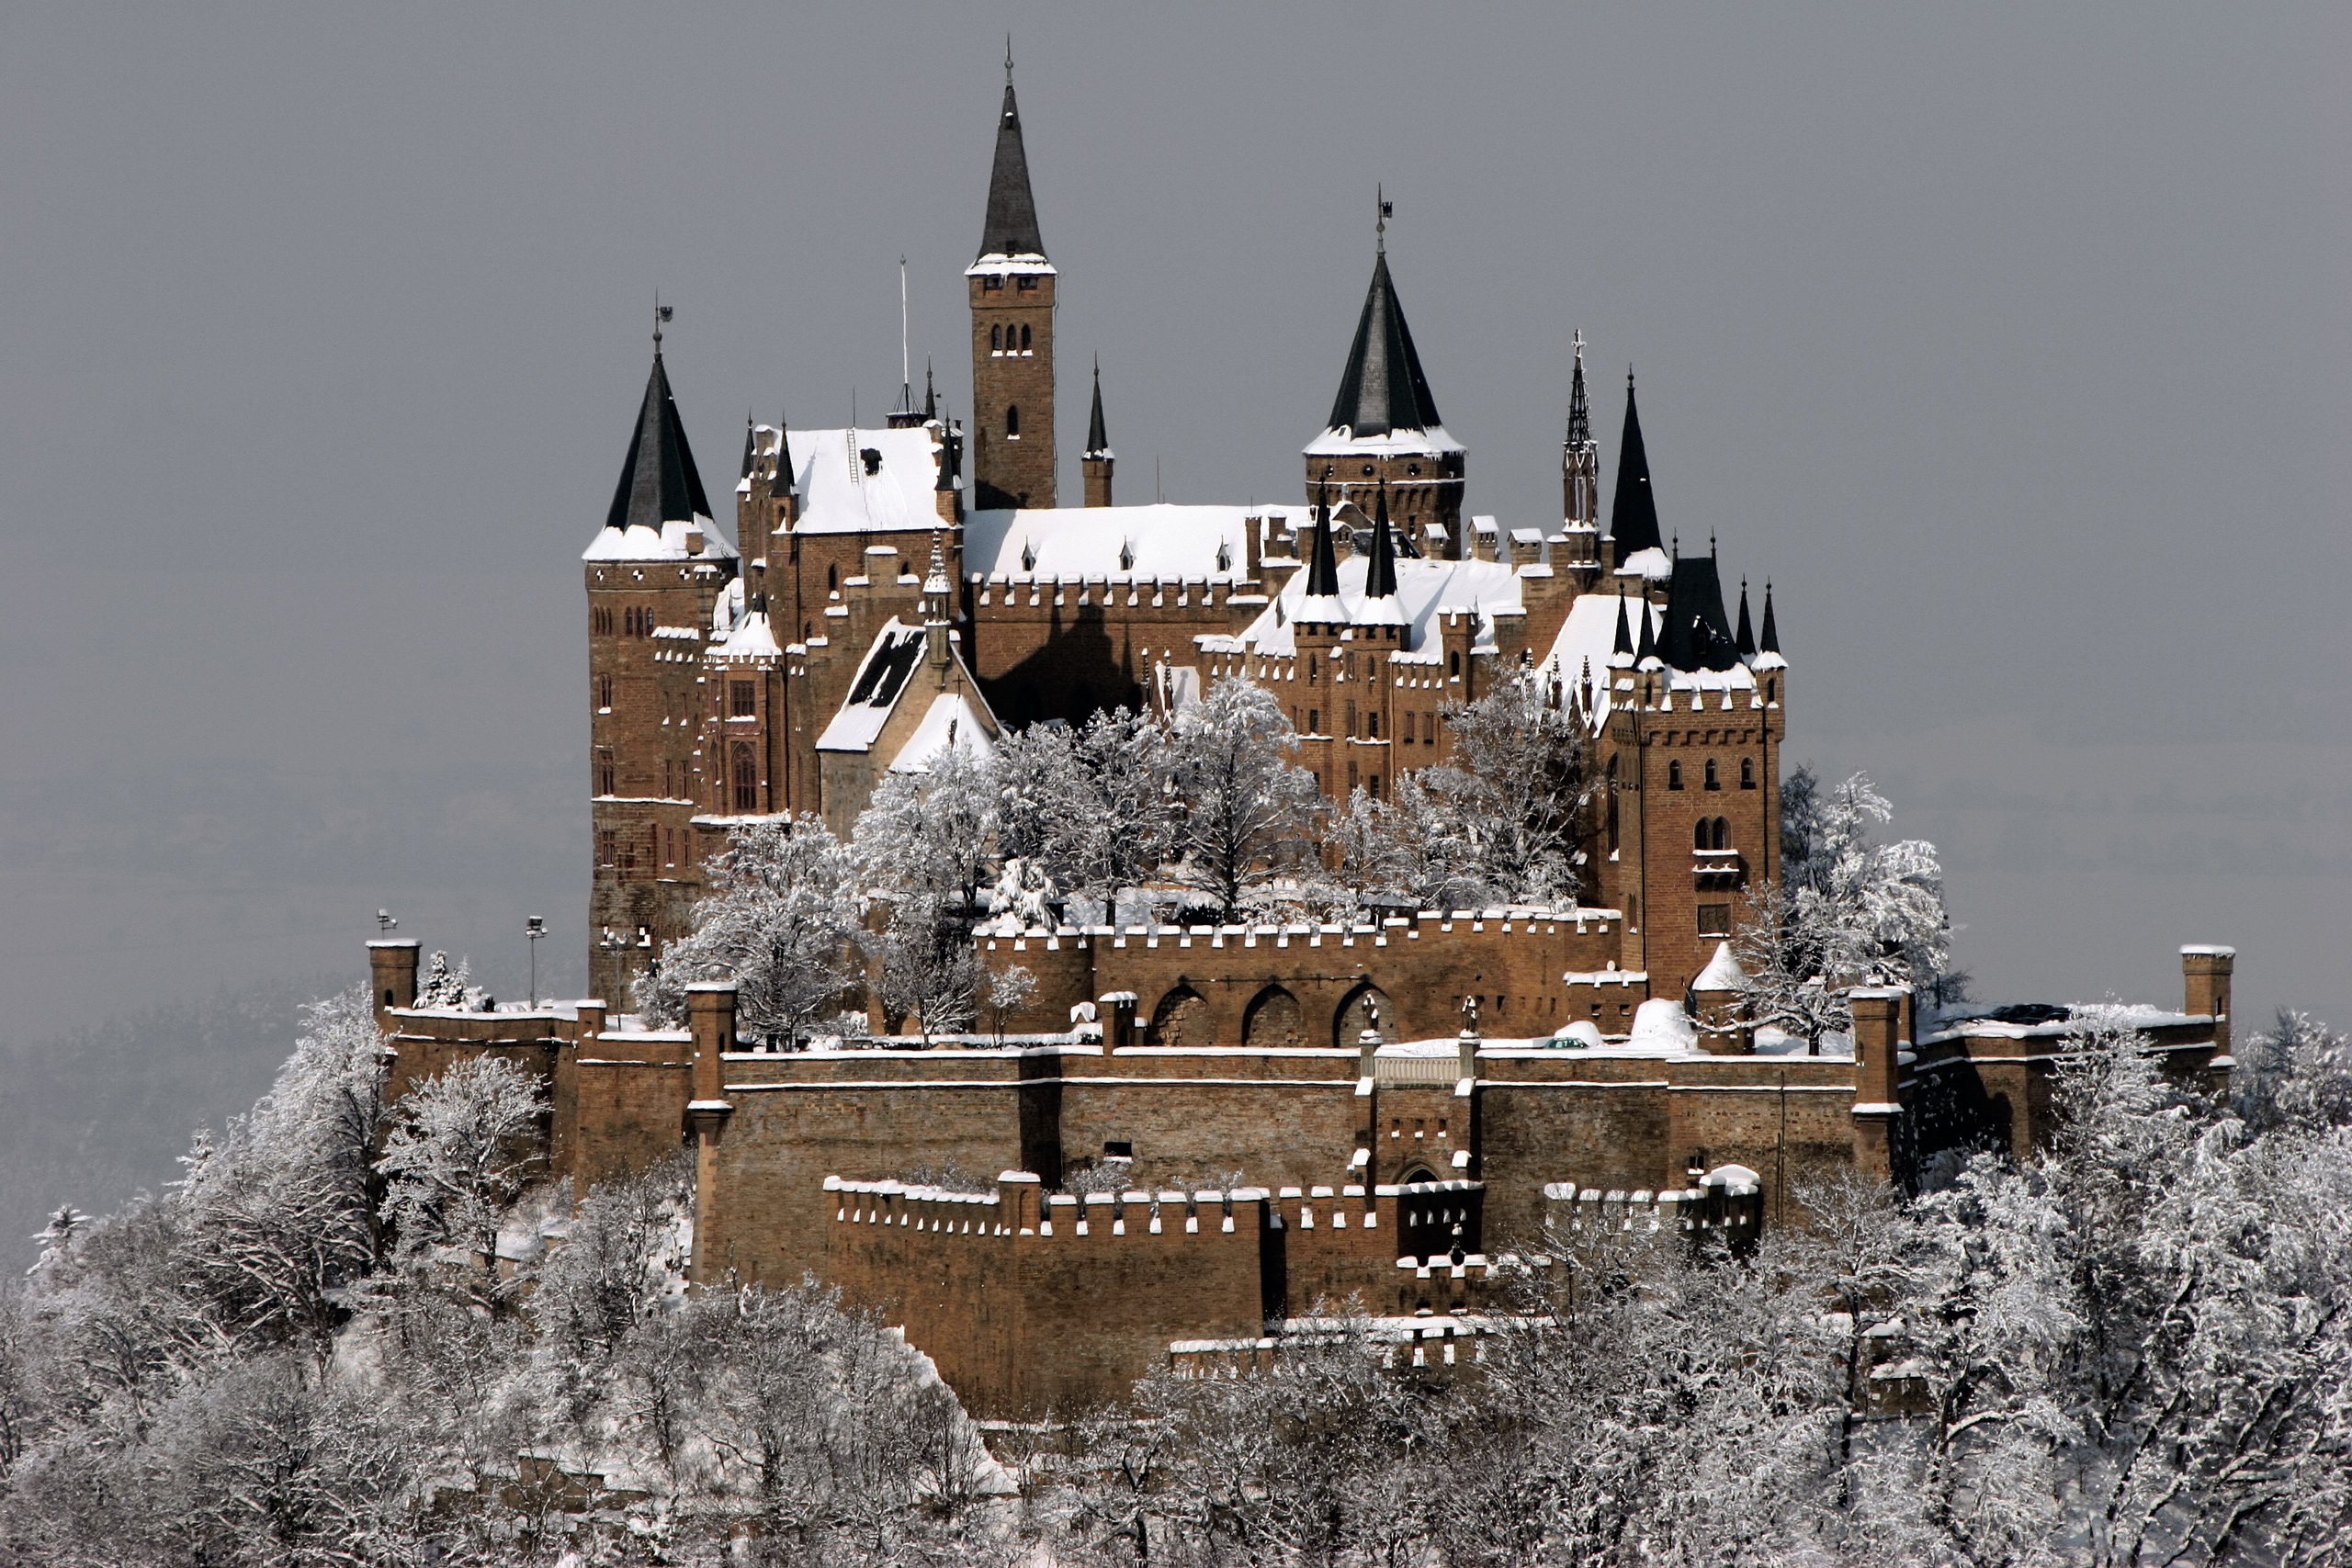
(1610, 370, 1662, 558)
(1759, 582, 1781, 655)
(978, 81, 1046, 258)
(775, 416, 796, 496)
(1085, 359, 1110, 458)
(1735, 579, 1756, 659)
(1365, 482, 1400, 600)
(1305, 486, 1342, 598)
(1613, 587, 1634, 657)
(1659, 551, 1741, 672)
(1327, 252, 1442, 438)
(605, 352, 712, 532)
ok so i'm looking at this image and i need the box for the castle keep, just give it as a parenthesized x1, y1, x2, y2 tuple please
(378, 68, 2236, 1417)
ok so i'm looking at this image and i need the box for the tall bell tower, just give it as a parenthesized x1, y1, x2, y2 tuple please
(967, 51, 1057, 511)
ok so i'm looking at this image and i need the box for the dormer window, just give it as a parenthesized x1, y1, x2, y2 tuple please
(860, 447, 883, 476)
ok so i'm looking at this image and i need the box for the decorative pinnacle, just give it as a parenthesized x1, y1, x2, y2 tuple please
(1005, 33, 1013, 85)
(653, 292, 672, 349)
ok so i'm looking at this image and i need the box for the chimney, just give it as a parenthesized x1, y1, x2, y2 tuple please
(2181, 945, 2235, 1056)
(368, 940, 420, 1032)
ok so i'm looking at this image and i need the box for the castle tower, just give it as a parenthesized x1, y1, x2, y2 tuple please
(1304, 224, 1464, 557)
(967, 59, 1057, 511)
(1081, 358, 1114, 508)
(583, 339, 737, 1007)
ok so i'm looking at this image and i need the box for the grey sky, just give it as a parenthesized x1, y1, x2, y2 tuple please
(0, 6, 2344, 1048)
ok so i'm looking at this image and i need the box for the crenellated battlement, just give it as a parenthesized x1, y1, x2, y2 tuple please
(1542, 1164, 1764, 1247)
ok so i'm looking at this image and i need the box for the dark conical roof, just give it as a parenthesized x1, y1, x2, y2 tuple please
(775, 415, 796, 496)
(1735, 579, 1756, 658)
(1759, 582, 1781, 654)
(739, 410, 755, 480)
(1634, 595, 1659, 667)
(1085, 359, 1110, 458)
(1305, 488, 1342, 599)
(605, 352, 713, 532)
(1613, 587, 1634, 657)
(1659, 553, 1741, 672)
(978, 81, 1046, 258)
(1326, 252, 1442, 438)
(1610, 370, 1662, 558)
(1365, 482, 1399, 600)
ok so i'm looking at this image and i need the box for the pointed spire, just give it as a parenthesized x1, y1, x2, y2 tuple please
(1659, 549, 1739, 672)
(978, 60, 1046, 259)
(774, 414, 796, 496)
(1612, 586, 1634, 658)
(1326, 250, 1442, 439)
(1365, 480, 1399, 600)
(1759, 581, 1780, 654)
(1634, 596, 1659, 669)
(1735, 578, 1756, 658)
(923, 359, 938, 421)
(1304, 479, 1342, 600)
(1610, 367, 1662, 558)
(1567, 333, 1590, 448)
(1085, 356, 1111, 458)
(739, 409, 755, 480)
(604, 348, 713, 533)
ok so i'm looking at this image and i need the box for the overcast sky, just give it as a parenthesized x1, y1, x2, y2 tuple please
(0, 6, 2344, 1048)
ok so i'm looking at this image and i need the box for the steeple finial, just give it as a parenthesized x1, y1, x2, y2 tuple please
(1005, 33, 1014, 85)
(652, 293, 671, 351)
(1376, 185, 1391, 254)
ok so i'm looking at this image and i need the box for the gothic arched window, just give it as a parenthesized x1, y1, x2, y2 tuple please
(1006, 404, 1021, 437)
(1694, 820, 1711, 852)
(989, 324, 1001, 351)
(1668, 760, 1683, 791)
(1020, 323, 1033, 350)
(1741, 756, 1756, 789)
(827, 563, 837, 591)
(1704, 757, 1721, 790)
(1713, 818, 1731, 851)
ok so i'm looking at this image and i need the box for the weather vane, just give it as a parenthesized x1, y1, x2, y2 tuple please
(654, 293, 673, 348)
(1376, 186, 1392, 252)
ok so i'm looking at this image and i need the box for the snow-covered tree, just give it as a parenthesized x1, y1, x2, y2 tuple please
(854, 745, 998, 915)
(1166, 678, 1321, 920)
(994, 705, 1171, 904)
(374, 1055, 545, 1293)
(638, 815, 860, 1047)
(1734, 770, 1957, 1052)
(415, 951, 469, 1009)
(1424, 671, 1596, 908)
(985, 964, 1036, 1045)
(2234, 1008, 2352, 1132)
(175, 987, 387, 1355)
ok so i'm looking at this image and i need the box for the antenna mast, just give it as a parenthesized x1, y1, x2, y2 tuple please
(899, 254, 910, 408)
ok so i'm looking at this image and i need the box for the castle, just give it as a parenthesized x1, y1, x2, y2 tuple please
(368, 68, 2236, 1418)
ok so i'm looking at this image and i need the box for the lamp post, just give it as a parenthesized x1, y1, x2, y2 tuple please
(526, 917, 546, 1008)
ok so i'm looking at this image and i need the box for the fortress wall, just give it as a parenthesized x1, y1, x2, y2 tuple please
(701, 1069, 1030, 1285)
(823, 1178, 1270, 1418)
(1052, 1069, 1362, 1195)
(979, 911, 1629, 1049)
(567, 1027, 695, 1188)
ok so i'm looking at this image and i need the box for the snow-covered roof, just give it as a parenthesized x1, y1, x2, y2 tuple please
(788, 426, 949, 536)
(964, 503, 1306, 583)
(1532, 590, 1761, 732)
(711, 607, 781, 661)
(889, 692, 997, 773)
(1617, 546, 1672, 581)
(1302, 423, 1466, 457)
(815, 621, 927, 753)
(1216, 552, 1523, 659)
(966, 254, 1057, 277)
(581, 516, 736, 563)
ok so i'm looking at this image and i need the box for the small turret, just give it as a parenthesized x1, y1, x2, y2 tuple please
(1753, 581, 1784, 671)
(1082, 357, 1114, 508)
(1735, 578, 1756, 660)
(1611, 586, 1634, 668)
(1608, 367, 1664, 575)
